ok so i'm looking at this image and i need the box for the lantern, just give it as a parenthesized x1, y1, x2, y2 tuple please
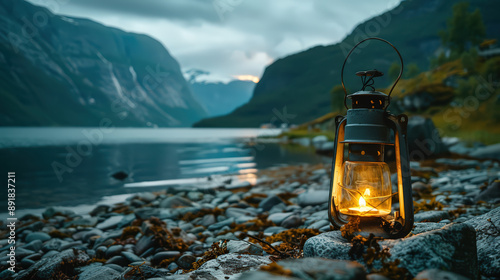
(328, 37, 414, 238)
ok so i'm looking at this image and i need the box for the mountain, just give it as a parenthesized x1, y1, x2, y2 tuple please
(195, 0, 500, 127)
(190, 80, 254, 117)
(0, 0, 207, 127)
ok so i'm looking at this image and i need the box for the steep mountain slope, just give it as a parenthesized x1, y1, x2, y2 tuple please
(190, 80, 254, 117)
(195, 0, 500, 127)
(0, 0, 207, 127)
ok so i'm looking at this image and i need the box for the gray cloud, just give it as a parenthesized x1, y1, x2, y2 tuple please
(28, 0, 401, 82)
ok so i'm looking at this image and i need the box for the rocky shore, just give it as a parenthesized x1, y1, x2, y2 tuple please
(0, 155, 499, 279)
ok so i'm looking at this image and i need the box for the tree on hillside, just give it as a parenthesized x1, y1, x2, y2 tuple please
(330, 85, 345, 113)
(440, 2, 486, 54)
(388, 62, 419, 80)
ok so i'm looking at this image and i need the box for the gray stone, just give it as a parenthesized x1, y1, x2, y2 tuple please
(465, 207, 500, 278)
(121, 265, 169, 279)
(469, 143, 500, 160)
(187, 191, 204, 201)
(14, 248, 36, 259)
(304, 223, 478, 279)
(226, 207, 257, 219)
(279, 257, 366, 280)
(79, 264, 120, 280)
(264, 226, 287, 235)
(267, 212, 293, 225)
(152, 251, 181, 265)
(414, 269, 471, 280)
(105, 264, 125, 273)
(281, 215, 303, 228)
(297, 190, 329, 207)
(22, 240, 43, 252)
(96, 215, 124, 230)
(208, 217, 235, 231)
(307, 220, 329, 229)
(81, 229, 104, 242)
(60, 241, 84, 251)
(189, 253, 271, 279)
(470, 175, 489, 185)
(414, 210, 450, 222)
(65, 217, 99, 228)
(106, 255, 130, 266)
(227, 240, 263, 255)
(135, 235, 155, 256)
(406, 116, 447, 158)
(89, 205, 110, 216)
(20, 258, 36, 268)
(198, 214, 215, 227)
(259, 195, 283, 211)
(25, 232, 51, 243)
(42, 238, 66, 252)
(475, 181, 500, 203)
(42, 207, 75, 219)
(160, 195, 193, 208)
(177, 253, 197, 269)
(121, 251, 143, 263)
(16, 249, 90, 280)
(239, 271, 302, 280)
(105, 245, 123, 259)
(366, 274, 391, 280)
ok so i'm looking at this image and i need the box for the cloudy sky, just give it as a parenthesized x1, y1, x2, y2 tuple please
(28, 0, 401, 82)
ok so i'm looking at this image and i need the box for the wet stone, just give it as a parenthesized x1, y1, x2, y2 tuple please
(25, 232, 51, 243)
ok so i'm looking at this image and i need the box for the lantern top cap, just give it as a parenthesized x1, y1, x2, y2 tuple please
(355, 69, 384, 78)
(348, 90, 387, 98)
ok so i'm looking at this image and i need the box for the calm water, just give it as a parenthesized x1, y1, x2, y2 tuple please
(0, 127, 323, 215)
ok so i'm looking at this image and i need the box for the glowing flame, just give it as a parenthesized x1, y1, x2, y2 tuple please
(359, 196, 366, 207)
(359, 188, 370, 207)
(233, 75, 260, 83)
(364, 188, 371, 196)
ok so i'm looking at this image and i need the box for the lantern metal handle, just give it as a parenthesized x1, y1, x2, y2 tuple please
(340, 37, 404, 111)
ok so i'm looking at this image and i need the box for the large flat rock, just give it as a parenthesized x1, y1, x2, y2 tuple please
(304, 222, 478, 279)
(465, 207, 500, 278)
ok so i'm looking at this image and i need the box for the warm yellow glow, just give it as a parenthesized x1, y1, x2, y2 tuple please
(359, 196, 366, 207)
(233, 75, 260, 83)
(364, 188, 371, 197)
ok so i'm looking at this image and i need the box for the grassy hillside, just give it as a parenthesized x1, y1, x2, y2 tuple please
(195, 0, 500, 128)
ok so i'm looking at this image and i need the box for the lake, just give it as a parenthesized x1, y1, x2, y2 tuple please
(0, 127, 324, 216)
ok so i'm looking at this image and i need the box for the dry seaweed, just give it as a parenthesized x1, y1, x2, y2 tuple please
(413, 197, 444, 213)
(348, 234, 412, 280)
(178, 207, 225, 222)
(260, 262, 293, 276)
(340, 217, 361, 241)
(188, 240, 229, 272)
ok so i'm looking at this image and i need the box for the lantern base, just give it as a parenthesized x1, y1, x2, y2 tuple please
(344, 216, 405, 239)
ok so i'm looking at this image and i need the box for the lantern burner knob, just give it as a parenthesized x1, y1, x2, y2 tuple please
(355, 69, 384, 77)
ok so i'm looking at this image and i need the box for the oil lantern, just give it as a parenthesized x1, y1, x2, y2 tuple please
(328, 37, 414, 238)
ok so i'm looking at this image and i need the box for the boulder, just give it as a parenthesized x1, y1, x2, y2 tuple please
(469, 143, 500, 161)
(297, 190, 329, 207)
(187, 253, 271, 280)
(304, 223, 478, 279)
(226, 240, 263, 255)
(78, 264, 120, 280)
(279, 258, 366, 280)
(414, 269, 471, 280)
(406, 116, 448, 159)
(16, 249, 90, 280)
(465, 207, 500, 278)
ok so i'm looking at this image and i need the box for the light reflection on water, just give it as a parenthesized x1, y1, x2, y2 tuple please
(0, 127, 323, 214)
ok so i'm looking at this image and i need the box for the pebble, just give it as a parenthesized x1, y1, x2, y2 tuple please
(177, 254, 197, 269)
(25, 232, 51, 243)
(1, 155, 497, 279)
